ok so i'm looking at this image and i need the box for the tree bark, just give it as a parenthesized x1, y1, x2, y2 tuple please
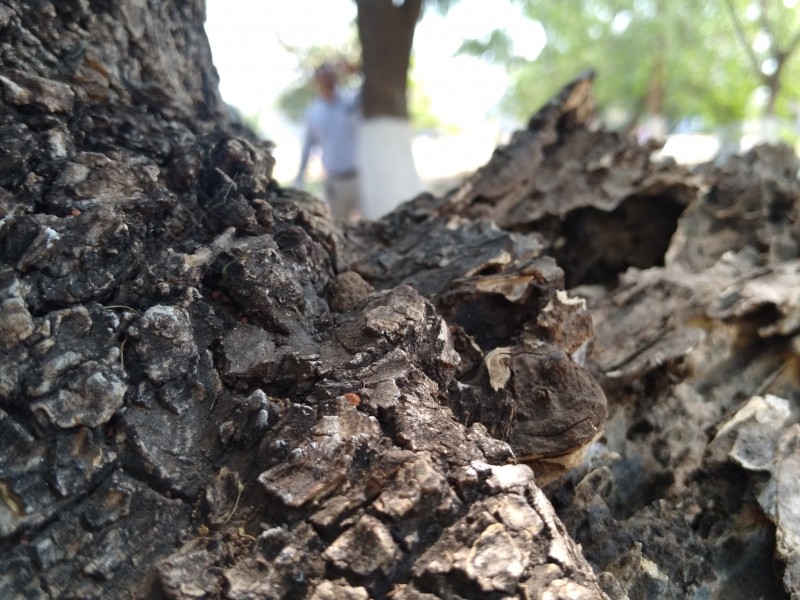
(2, 2, 799, 600)
(0, 2, 603, 598)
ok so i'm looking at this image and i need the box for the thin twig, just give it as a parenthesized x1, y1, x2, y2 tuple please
(723, 0, 763, 80)
(221, 480, 245, 525)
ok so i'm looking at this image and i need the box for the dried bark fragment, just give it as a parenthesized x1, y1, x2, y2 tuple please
(547, 146, 800, 599)
(324, 514, 401, 576)
(329, 270, 375, 313)
(708, 396, 800, 597)
(0, 271, 34, 348)
(0, 69, 75, 114)
(348, 209, 608, 482)
(309, 580, 370, 600)
(408, 465, 602, 598)
(433, 71, 702, 288)
(668, 144, 800, 271)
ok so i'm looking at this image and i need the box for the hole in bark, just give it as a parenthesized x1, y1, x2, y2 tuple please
(448, 293, 542, 351)
(607, 457, 674, 520)
(626, 418, 654, 440)
(553, 195, 686, 287)
(468, 262, 504, 277)
(450, 295, 518, 349)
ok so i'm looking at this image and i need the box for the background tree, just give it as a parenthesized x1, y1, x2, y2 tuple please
(353, 0, 454, 115)
(276, 0, 453, 218)
(354, 0, 435, 218)
(356, 0, 422, 119)
(460, 0, 800, 135)
(724, 0, 800, 118)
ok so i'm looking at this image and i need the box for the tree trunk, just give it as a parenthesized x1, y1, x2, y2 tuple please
(356, 0, 421, 120)
(355, 0, 425, 219)
(0, 2, 602, 598)
(2, 2, 800, 600)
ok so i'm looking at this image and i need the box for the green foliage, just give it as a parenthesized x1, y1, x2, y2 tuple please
(236, 109, 262, 134)
(460, 0, 800, 130)
(426, 0, 457, 15)
(722, 0, 800, 116)
(408, 80, 440, 130)
(459, 29, 517, 64)
(407, 54, 445, 130)
(276, 31, 362, 122)
(276, 83, 318, 123)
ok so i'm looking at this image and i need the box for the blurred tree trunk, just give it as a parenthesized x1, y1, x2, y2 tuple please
(355, 0, 422, 118)
(354, 0, 425, 219)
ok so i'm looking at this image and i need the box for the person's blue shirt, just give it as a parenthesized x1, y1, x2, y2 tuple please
(296, 89, 359, 183)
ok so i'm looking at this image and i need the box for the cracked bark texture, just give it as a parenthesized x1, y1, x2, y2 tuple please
(2, 2, 799, 600)
(0, 2, 606, 599)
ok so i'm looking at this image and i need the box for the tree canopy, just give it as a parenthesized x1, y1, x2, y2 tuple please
(275, 0, 800, 137)
(460, 0, 800, 133)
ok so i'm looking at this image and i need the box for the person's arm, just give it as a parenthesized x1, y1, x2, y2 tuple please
(295, 118, 315, 187)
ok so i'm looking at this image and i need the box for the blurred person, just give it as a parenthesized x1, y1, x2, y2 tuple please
(294, 62, 361, 222)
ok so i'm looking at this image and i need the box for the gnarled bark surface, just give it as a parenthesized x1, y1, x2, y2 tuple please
(1, 2, 799, 600)
(0, 2, 604, 598)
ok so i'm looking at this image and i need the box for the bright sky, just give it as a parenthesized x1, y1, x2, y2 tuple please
(204, 0, 544, 126)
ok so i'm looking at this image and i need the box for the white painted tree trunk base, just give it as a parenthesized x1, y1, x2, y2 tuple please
(357, 117, 426, 220)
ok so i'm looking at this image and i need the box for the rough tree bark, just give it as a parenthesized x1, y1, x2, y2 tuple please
(0, 2, 604, 598)
(2, 2, 800, 600)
